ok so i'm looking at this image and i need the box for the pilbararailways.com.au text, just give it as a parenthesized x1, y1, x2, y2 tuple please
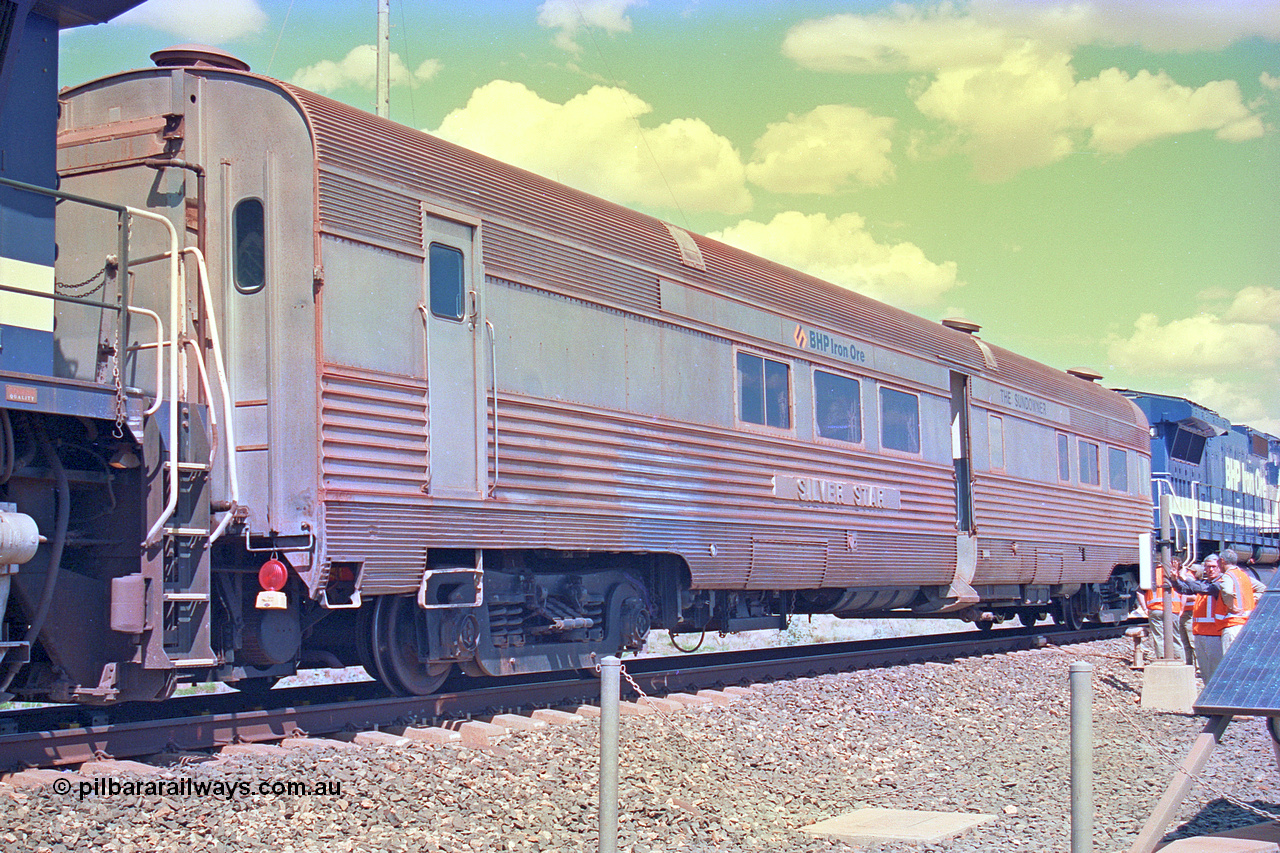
(60, 776, 342, 801)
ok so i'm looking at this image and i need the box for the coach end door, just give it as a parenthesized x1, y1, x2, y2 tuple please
(422, 209, 485, 499)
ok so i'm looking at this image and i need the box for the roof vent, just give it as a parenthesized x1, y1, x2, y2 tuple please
(664, 223, 706, 271)
(942, 317, 981, 335)
(1066, 367, 1104, 382)
(151, 45, 251, 72)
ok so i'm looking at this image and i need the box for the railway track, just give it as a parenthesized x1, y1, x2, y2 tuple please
(0, 621, 1133, 772)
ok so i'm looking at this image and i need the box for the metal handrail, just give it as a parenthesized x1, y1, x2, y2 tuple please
(182, 247, 239, 544)
(0, 174, 132, 375)
(133, 207, 181, 547)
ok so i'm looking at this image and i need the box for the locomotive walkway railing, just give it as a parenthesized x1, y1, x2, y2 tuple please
(0, 175, 239, 547)
(1153, 472, 1279, 564)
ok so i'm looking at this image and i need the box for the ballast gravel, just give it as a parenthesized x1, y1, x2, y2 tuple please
(2, 638, 1277, 852)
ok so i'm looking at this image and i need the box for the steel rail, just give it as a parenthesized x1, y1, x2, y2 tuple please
(0, 621, 1133, 772)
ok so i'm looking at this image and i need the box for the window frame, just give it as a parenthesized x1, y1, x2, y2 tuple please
(988, 413, 1005, 471)
(1108, 446, 1128, 492)
(232, 197, 266, 294)
(1078, 439, 1101, 486)
(428, 241, 467, 322)
(735, 349, 792, 431)
(878, 384, 922, 456)
(1057, 433, 1072, 482)
(812, 368, 864, 446)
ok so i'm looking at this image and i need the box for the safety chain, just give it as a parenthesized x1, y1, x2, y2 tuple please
(111, 355, 126, 439)
(54, 264, 109, 298)
(1059, 645, 1280, 825)
(607, 660, 794, 803)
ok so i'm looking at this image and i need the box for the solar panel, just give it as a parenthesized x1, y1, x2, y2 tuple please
(1194, 569, 1280, 716)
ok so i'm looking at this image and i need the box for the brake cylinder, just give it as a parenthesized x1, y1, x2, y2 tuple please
(0, 511, 39, 565)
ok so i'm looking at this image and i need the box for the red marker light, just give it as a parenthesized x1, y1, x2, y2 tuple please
(259, 558, 288, 592)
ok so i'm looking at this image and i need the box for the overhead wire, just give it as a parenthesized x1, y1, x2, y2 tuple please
(265, 0, 297, 78)
(572, 0, 691, 231)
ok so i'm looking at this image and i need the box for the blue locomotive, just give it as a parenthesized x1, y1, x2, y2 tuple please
(1120, 391, 1280, 570)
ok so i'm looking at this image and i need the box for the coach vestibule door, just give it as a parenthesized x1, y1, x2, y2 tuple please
(950, 371, 976, 533)
(422, 209, 484, 498)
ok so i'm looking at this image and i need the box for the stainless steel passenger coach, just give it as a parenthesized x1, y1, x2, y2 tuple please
(0, 45, 1151, 702)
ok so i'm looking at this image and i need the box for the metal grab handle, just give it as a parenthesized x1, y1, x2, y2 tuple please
(485, 319, 499, 497)
(125, 305, 164, 416)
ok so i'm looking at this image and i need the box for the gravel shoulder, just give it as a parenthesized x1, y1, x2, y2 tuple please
(3, 637, 1276, 852)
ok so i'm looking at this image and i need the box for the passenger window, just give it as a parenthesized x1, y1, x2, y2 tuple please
(814, 370, 861, 443)
(1057, 434, 1071, 481)
(233, 198, 265, 294)
(429, 242, 465, 320)
(1109, 447, 1128, 491)
(1079, 440, 1100, 485)
(880, 387, 920, 454)
(737, 352, 790, 429)
(989, 415, 1004, 469)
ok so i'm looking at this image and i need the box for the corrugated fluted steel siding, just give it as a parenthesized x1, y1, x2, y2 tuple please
(970, 472, 1147, 585)
(318, 168, 421, 253)
(983, 345, 1149, 448)
(484, 223, 660, 314)
(491, 393, 958, 587)
(320, 365, 428, 498)
(282, 86, 991, 377)
(320, 499, 958, 592)
(695, 240, 987, 371)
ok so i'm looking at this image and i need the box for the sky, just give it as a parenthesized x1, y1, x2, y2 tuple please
(60, 0, 1280, 434)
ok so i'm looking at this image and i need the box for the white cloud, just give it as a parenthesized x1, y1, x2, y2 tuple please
(432, 80, 751, 214)
(1106, 312, 1280, 373)
(966, 0, 1280, 54)
(1072, 69, 1262, 152)
(785, 5, 1269, 180)
(1224, 286, 1280, 323)
(746, 105, 896, 194)
(784, 2, 1280, 71)
(116, 0, 267, 42)
(913, 45, 1262, 180)
(783, 7, 1019, 74)
(1184, 378, 1280, 437)
(1263, 72, 1280, 91)
(538, 0, 641, 54)
(708, 211, 959, 309)
(291, 46, 441, 93)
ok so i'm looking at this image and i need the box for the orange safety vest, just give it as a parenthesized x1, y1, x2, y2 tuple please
(1216, 567, 1258, 629)
(1143, 565, 1184, 614)
(1191, 589, 1222, 636)
(1191, 567, 1258, 635)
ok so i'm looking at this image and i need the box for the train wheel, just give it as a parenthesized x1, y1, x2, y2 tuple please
(236, 676, 280, 700)
(356, 602, 380, 681)
(1018, 610, 1046, 628)
(1053, 597, 1082, 630)
(372, 594, 452, 696)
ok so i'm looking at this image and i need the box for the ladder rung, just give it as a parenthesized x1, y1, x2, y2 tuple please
(166, 589, 211, 601)
(170, 658, 218, 668)
(164, 527, 210, 537)
(175, 462, 210, 471)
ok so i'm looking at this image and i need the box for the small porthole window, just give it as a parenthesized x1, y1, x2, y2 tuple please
(233, 198, 265, 294)
(429, 243, 465, 321)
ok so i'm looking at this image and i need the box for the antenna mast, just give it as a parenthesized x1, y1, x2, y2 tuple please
(376, 0, 390, 117)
